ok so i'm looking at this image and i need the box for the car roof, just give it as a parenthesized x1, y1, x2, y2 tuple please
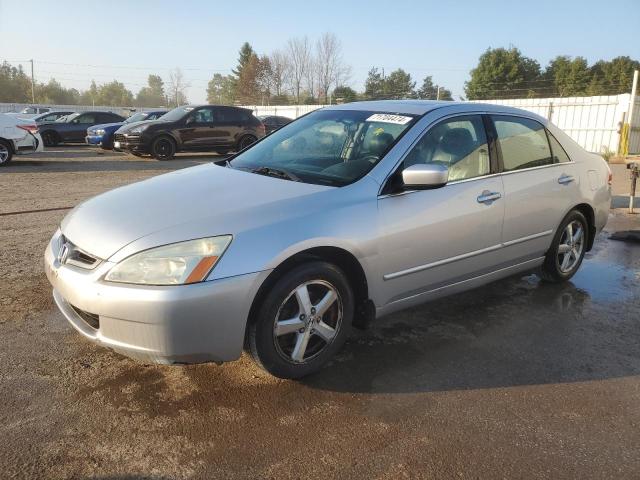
(324, 100, 548, 123)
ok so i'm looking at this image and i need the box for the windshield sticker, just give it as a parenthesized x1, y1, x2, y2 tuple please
(366, 113, 412, 125)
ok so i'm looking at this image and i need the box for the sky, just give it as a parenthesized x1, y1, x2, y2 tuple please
(1, 0, 639, 103)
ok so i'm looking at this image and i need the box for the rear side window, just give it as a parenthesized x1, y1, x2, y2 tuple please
(547, 131, 571, 163)
(493, 116, 552, 171)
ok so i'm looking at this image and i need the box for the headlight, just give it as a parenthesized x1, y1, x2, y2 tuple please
(129, 124, 149, 134)
(104, 236, 232, 285)
(95, 129, 105, 135)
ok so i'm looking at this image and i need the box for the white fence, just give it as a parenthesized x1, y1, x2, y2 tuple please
(5, 95, 640, 154)
(0, 103, 158, 117)
(241, 104, 323, 119)
(472, 94, 640, 154)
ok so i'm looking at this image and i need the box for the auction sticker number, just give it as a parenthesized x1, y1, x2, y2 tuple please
(365, 114, 412, 125)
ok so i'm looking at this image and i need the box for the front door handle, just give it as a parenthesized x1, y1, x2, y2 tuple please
(558, 174, 575, 185)
(477, 190, 502, 204)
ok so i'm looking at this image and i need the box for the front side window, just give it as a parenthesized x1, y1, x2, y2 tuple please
(74, 114, 96, 124)
(230, 109, 418, 186)
(191, 108, 215, 123)
(403, 115, 490, 182)
(493, 116, 552, 171)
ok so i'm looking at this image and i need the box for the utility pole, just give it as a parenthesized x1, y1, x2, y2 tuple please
(381, 67, 386, 99)
(29, 59, 35, 104)
(437, 86, 441, 101)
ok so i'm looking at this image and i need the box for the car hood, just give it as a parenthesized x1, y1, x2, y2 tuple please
(89, 122, 123, 132)
(61, 163, 334, 260)
(116, 119, 167, 134)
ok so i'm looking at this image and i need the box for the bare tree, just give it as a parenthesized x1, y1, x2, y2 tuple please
(269, 50, 290, 97)
(167, 68, 189, 106)
(286, 36, 311, 104)
(316, 32, 351, 103)
(305, 51, 319, 101)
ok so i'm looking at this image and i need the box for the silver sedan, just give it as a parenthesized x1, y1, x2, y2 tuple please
(45, 101, 611, 378)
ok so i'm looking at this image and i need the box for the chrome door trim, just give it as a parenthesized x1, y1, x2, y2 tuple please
(383, 230, 553, 280)
(383, 256, 545, 307)
(502, 230, 553, 247)
(383, 243, 503, 280)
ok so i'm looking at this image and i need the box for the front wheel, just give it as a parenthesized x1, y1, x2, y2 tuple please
(151, 136, 176, 160)
(248, 261, 354, 379)
(538, 210, 588, 283)
(42, 131, 59, 147)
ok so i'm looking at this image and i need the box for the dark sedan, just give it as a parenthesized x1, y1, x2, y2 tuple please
(39, 111, 126, 146)
(114, 105, 265, 160)
(258, 115, 293, 134)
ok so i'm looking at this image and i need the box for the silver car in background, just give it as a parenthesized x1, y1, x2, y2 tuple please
(45, 100, 611, 378)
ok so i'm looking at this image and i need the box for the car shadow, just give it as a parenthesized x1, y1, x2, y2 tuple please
(302, 249, 640, 394)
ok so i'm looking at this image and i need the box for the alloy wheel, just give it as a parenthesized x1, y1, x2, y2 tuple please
(273, 280, 342, 364)
(557, 220, 585, 273)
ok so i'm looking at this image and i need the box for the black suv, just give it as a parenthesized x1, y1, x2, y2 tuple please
(39, 111, 126, 146)
(114, 105, 265, 160)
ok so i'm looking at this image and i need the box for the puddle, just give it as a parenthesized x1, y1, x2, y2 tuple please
(570, 258, 639, 302)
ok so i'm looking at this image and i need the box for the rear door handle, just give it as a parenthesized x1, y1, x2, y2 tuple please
(477, 191, 502, 204)
(558, 174, 575, 185)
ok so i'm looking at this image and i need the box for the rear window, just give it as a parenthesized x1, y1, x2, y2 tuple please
(492, 116, 553, 171)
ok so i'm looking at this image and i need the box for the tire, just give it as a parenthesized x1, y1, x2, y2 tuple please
(151, 136, 176, 160)
(538, 210, 588, 283)
(248, 261, 354, 379)
(236, 135, 257, 152)
(42, 131, 59, 147)
(0, 139, 13, 166)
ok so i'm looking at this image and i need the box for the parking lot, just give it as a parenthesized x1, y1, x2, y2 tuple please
(1, 147, 639, 479)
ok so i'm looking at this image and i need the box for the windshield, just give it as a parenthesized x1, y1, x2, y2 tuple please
(124, 112, 149, 124)
(158, 106, 193, 122)
(229, 109, 417, 186)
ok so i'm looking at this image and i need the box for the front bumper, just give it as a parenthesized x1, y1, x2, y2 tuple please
(85, 134, 104, 146)
(44, 230, 269, 364)
(113, 133, 149, 153)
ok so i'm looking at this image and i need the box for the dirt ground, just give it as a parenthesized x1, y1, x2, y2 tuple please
(1, 148, 639, 479)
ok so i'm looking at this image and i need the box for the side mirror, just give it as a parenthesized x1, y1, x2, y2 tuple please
(185, 116, 195, 125)
(401, 163, 449, 190)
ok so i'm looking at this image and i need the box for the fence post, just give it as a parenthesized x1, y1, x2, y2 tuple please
(623, 70, 639, 157)
(547, 101, 554, 121)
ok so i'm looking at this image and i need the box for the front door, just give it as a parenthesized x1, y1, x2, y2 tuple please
(178, 107, 217, 149)
(377, 114, 505, 307)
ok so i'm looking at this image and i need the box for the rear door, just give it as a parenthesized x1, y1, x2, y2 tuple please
(377, 114, 505, 306)
(216, 107, 245, 146)
(492, 115, 581, 264)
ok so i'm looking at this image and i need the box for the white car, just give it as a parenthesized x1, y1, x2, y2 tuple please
(0, 113, 44, 165)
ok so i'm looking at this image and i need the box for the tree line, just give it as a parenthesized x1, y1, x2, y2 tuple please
(1, 43, 639, 107)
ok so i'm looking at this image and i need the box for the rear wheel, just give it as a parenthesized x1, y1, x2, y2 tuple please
(42, 131, 59, 147)
(538, 210, 588, 283)
(0, 140, 13, 165)
(236, 135, 257, 151)
(151, 136, 176, 160)
(248, 261, 354, 379)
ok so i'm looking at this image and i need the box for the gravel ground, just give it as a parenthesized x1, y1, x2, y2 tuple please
(1, 147, 639, 479)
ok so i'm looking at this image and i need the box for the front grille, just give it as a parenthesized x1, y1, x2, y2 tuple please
(58, 235, 101, 269)
(70, 304, 100, 330)
(114, 133, 141, 146)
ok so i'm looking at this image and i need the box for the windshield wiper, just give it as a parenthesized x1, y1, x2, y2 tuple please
(251, 166, 302, 182)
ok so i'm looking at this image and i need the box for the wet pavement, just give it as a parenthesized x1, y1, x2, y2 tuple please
(1, 149, 639, 479)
